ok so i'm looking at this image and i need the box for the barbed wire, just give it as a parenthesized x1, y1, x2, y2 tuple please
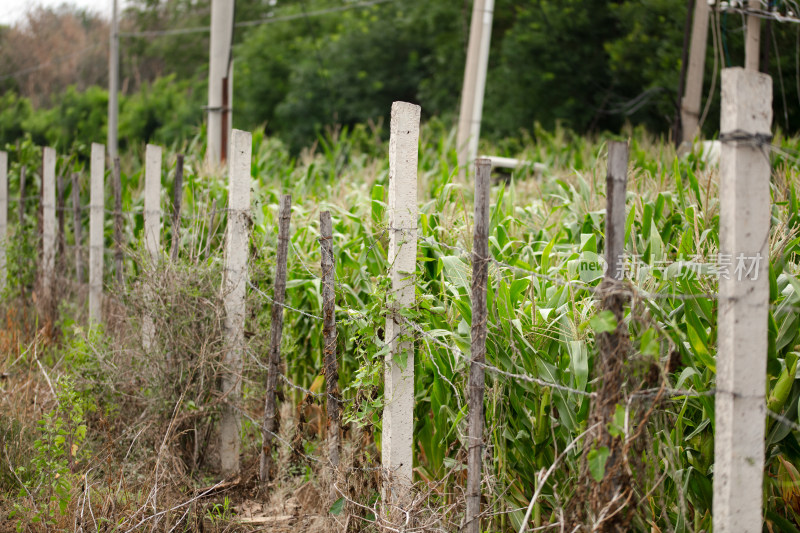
(246, 279, 323, 321)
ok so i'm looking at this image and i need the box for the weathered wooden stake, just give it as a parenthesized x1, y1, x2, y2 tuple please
(112, 157, 124, 287)
(143, 144, 162, 351)
(18, 165, 26, 226)
(0, 151, 7, 292)
(465, 158, 492, 533)
(71, 173, 84, 283)
(382, 101, 420, 499)
(713, 67, 772, 533)
(89, 144, 104, 322)
(57, 171, 66, 259)
(605, 142, 629, 282)
(170, 155, 184, 262)
(590, 141, 630, 530)
(320, 210, 340, 504)
(221, 129, 252, 477)
(41, 147, 57, 313)
(202, 198, 219, 260)
(260, 193, 292, 487)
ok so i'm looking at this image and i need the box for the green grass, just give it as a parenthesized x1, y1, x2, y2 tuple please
(2, 123, 800, 530)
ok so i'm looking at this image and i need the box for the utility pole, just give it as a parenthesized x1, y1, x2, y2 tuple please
(207, 0, 235, 168)
(745, 0, 761, 71)
(680, 0, 709, 145)
(456, 0, 494, 177)
(108, 0, 119, 161)
(673, 0, 695, 145)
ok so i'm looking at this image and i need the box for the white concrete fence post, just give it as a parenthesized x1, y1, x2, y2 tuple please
(713, 67, 772, 533)
(0, 151, 7, 293)
(89, 143, 105, 323)
(143, 144, 162, 351)
(42, 147, 57, 311)
(220, 129, 252, 477)
(382, 101, 420, 502)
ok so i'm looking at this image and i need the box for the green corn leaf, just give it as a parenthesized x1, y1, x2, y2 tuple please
(589, 311, 618, 334)
(588, 446, 610, 482)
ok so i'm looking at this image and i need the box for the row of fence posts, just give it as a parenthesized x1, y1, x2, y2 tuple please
(0, 65, 773, 531)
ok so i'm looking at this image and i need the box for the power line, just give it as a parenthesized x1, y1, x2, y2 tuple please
(716, 1, 800, 24)
(118, 0, 397, 38)
(0, 0, 397, 82)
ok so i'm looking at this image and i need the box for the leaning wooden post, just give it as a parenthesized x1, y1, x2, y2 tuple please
(320, 210, 340, 503)
(590, 141, 631, 529)
(112, 157, 124, 287)
(221, 129, 252, 477)
(259, 193, 292, 487)
(465, 158, 492, 533)
(41, 147, 57, 315)
(89, 144, 105, 322)
(143, 144, 162, 351)
(71, 173, 84, 283)
(382, 101, 420, 501)
(170, 154, 184, 262)
(0, 151, 6, 292)
(713, 67, 772, 533)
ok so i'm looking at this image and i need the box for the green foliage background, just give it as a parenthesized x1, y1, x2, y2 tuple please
(2, 0, 800, 153)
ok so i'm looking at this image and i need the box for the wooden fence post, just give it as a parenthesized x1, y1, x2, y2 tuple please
(71, 173, 84, 283)
(170, 154, 184, 262)
(465, 158, 492, 533)
(221, 129, 252, 477)
(41, 147, 57, 314)
(0, 151, 6, 292)
(112, 157, 124, 287)
(382, 101, 420, 500)
(260, 194, 292, 487)
(89, 143, 105, 323)
(57, 170, 68, 272)
(143, 144, 162, 351)
(320, 210, 340, 504)
(590, 140, 630, 529)
(18, 165, 26, 227)
(605, 142, 629, 282)
(713, 67, 772, 533)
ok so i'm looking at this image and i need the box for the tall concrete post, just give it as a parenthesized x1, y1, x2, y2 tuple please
(108, 0, 119, 161)
(681, 0, 709, 144)
(41, 148, 57, 311)
(207, 0, 235, 167)
(456, 0, 494, 176)
(382, 102, 420, 504)
(89, 143, 105, 323)
(220, 129, 251, 476)
(142, 144, 162, 351)
(713, 67, 772, 533)
(745, 0, 761, 71)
